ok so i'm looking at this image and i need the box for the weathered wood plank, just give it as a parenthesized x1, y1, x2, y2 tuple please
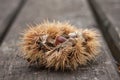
(0, 0, 26, 44)
(0, 0, 119, 80)
(89, 0, 120, 63)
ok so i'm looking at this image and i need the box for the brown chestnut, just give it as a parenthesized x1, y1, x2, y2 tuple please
(55, 36, 67, 45)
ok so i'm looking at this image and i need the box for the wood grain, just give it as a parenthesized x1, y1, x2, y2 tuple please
(0, 0, 119, 80)
(89, 0, 120, 63)
(0, 0, 26, 44)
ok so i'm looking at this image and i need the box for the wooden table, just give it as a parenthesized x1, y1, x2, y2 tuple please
(0, 0, 119, 80)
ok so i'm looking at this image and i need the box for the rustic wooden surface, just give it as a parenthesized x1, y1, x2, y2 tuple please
(0, 0, 26, 44)
(89, 0, 120, 62)
(0, 0, 119, 80)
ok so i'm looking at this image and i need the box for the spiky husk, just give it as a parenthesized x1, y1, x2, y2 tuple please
(20, 21, 101, 71)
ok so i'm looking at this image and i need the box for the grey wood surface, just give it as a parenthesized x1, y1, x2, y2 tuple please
(0, 0, 119, 80)
(89, 0, 120, 63)
(103, 0, 120, 63)
(0, 0, 26, 44)
(94, 0, 120, 29)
